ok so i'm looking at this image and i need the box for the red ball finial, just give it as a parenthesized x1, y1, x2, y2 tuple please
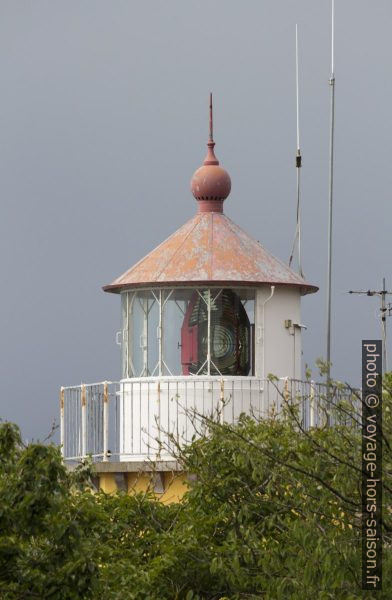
(190, 93, 231, 213)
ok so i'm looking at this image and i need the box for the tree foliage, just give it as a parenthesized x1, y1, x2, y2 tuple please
(1, 378, 392, 599)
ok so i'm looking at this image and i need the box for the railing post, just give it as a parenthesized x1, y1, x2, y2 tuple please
(60, 387, 65, 458)
(309, 379, 315, 428)
(81, 384, 87, 458)
(283, 377, 289, 413)
(103, 381, 109, 462)
(157, 380, 161, 453)
(158, 290, 163, 376)
(207, 290, 211, 376)
(220, 379, 225, 424)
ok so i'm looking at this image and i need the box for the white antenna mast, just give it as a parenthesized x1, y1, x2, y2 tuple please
(289, 24, 304, 277)
(326, 0, 335, 385)
(296, 23, 300, 153)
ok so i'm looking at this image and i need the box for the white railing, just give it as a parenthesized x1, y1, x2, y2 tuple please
(60, 377, 361, 462)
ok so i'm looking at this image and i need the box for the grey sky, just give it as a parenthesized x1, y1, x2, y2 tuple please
(1, 0, 391, 441)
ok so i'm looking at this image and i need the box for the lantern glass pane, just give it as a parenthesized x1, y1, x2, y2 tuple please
(162, 288, 194, 375)
(124, 287, 255, 378)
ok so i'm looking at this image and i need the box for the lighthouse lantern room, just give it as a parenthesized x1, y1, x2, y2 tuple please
(61, 98, 321, 494)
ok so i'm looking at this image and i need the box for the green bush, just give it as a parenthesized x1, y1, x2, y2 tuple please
(1, 379, 391, 599)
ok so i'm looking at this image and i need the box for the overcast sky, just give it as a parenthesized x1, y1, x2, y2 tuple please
(0, 0, 391, 441)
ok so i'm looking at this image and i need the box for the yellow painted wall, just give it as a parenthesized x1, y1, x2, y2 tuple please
(98, 471, 188, 502)
(160, 472, 188, 504)
(99, 473, 117, 494)
(127, 472, 151, 494)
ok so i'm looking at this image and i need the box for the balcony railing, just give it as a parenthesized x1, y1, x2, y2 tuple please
(60, 377, 361, 463)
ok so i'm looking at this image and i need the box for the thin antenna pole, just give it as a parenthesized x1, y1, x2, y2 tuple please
(296, 24, 300, 151)
(326, 0, 335, 386)
(289, 24, 303, 277)
(296, 25, 303, 277)
(331, 0, 335, 75)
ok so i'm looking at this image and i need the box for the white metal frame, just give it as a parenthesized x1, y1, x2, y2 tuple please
(60, 376, 361, 462)
(122, 287, 255, 380)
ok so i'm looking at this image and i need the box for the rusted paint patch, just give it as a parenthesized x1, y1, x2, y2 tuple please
(103, 212, 318, 296)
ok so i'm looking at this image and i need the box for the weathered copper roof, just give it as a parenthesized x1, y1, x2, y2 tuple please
(103, 211, 318, 295)
(104, 95, 318, 296)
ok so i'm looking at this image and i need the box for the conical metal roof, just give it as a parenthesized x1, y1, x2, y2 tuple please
(104, 96, 318, 296)
(103, 211, 318, 295)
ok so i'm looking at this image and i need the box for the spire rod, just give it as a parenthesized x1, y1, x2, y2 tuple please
(203, 92, 219, 166)
(209, 92, 213, 142)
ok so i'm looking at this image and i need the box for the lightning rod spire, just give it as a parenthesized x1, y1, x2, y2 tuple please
(209, 92, 213, 142)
